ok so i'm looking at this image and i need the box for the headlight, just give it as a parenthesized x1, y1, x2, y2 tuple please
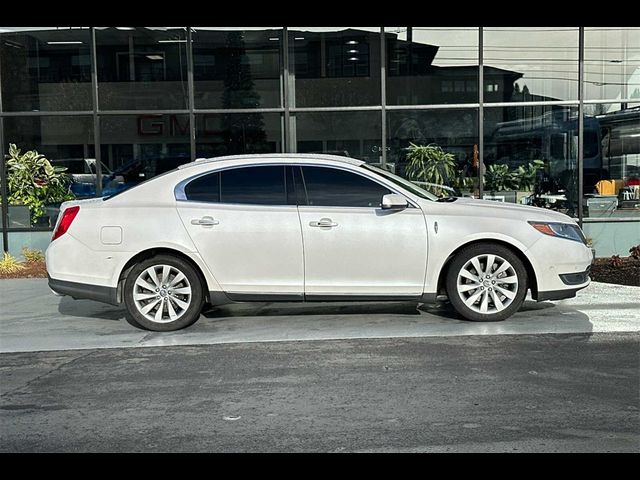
(528, 221, 587, 244)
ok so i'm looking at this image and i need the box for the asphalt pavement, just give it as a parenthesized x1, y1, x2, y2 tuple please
(0, 279, 638, 452)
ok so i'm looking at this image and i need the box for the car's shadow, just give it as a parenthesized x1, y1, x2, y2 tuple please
(201, 299, 558, 321)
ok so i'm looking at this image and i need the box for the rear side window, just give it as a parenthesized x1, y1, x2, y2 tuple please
(183, 165, 288, 205)
(221, 166, 286, 205)
(300, 166, 391, 207)
(184, 172, 220, 203)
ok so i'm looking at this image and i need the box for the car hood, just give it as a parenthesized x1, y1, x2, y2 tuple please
(422, 197, 578, 224)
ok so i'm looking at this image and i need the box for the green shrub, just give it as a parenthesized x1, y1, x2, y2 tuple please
(21, 247, 45, 263)
(0, 252, 24, 274)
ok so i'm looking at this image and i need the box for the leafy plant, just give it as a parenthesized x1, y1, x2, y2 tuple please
(5, 144, 75, 224)
(0, 252, 24, 274)
(610, 255, 622, 267)
(21, 247, 45, 263)
(484, 164, 516, 192)
(404, 143, 457, 187)
(512, 160, 545, 191)
(630, 244, 640, 260)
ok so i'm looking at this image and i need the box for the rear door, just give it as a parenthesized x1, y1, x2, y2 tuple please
(176, 165, 304, 298)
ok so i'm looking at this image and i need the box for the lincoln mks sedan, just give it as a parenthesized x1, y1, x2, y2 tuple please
(46, 154, 594, 331)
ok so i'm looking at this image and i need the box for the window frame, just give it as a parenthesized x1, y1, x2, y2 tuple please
(175, 161, 419, 208)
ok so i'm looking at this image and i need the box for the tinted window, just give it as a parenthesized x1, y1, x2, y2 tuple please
(221, 166, 286, 205)
(185, 172, 220, 203)
(300, 166, 391, 207)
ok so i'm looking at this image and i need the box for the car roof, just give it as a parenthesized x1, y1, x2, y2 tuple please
(178, 153, 366, 170)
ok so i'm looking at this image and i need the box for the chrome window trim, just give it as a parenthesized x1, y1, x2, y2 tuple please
(174, 161, 420, 209)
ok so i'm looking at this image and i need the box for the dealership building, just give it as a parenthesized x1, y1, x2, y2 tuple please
(0, 27, 638, 257)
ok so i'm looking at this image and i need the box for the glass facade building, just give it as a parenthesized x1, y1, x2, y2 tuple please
(1, 27, 639, 257)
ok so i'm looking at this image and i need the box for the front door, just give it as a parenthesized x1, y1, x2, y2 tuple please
(176, 165, 304, 298)
(295, 165, 428, 298)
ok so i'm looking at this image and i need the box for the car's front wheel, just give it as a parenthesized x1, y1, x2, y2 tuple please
(124, 255, 204, 331)
(445, 243, 528, 322)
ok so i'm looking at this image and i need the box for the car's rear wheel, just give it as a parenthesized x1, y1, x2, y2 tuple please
(445, 243, 528, 322)
(124, 255, 204, 331)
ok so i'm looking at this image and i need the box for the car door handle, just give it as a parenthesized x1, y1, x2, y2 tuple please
(191, 216, 219, 226)
(309, 218, 338, 228)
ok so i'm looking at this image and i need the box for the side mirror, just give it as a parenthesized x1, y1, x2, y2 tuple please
(381, 193, 408, 210)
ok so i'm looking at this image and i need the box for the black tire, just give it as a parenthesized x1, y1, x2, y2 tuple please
(123, 255, 204, 331)
(445, 243, 528, 322)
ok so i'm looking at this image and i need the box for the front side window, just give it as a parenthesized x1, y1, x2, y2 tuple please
(300, 166, 391, 208)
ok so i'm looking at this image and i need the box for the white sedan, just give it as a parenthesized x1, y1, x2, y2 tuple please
(46, 154, 594, 331)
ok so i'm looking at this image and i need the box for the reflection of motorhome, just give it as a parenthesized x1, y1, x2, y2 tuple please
(487, 106, 640, 194)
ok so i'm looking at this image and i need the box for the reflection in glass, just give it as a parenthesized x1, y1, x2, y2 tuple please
(484, 105, 579, 216)
(193, 28, 282, 109)
(100, 115, 191, 194)
(96, 27, 189, 110)
(195, 113, 281, 158)
(3, 116, 94, 228)
(0, 27, 92, 111)
(288, 27, 381, 107)
(387, 109, 479, 196)
(584, 28, 640, 101)
(484, 27, 579, 102)
(583, 103, 640, 218)
(385, 27, 479, 105)
(294, 111, 381, 163)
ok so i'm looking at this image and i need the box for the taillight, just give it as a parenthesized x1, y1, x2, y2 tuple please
(52, 206, 80, 241)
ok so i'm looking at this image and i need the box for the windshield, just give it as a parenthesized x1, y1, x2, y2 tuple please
(362, 164, 439, 201)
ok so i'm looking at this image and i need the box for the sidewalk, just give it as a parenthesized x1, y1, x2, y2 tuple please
(1, 279, 638, 354)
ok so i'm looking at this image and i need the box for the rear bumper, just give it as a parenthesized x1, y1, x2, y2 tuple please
(48, 275, 119, 306)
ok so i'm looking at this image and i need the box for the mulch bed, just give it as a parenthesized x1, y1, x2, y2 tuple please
(0, 260, 48, 279)
(590, 257, 640, 287)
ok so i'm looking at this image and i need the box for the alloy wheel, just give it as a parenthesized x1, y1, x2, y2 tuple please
(132, 264, 192, 323)
(456, 254, 519, 314)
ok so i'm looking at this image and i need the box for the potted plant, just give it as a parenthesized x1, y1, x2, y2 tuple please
(404, 143, 457, 196)
(484, 160, 544, 203)
(511, 160, 544, 203)
(4, 144, 75, 226)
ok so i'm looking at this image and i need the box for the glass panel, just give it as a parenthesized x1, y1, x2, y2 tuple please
(294, 110, 382, 164)
(0, 27, 92, 111)
(185, 172, 220, 203)
(95, 27, 189, 110)
(583, 103, 640, 219)
(193, 28, 282, 109)
(195, 112, 282, 158)
(387, 109, 479, 197)
(483, 27, 579, 103)
(100, 114, 191, 194)
(584, 27, 640, 101)
(220, 166, 286, 205)
(288, 27, 381, 107)
(301, 166, 391, 208)
(3, 116, 94, 229)
(385, 27, 478, 105)
(484, 105, 579, 216)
